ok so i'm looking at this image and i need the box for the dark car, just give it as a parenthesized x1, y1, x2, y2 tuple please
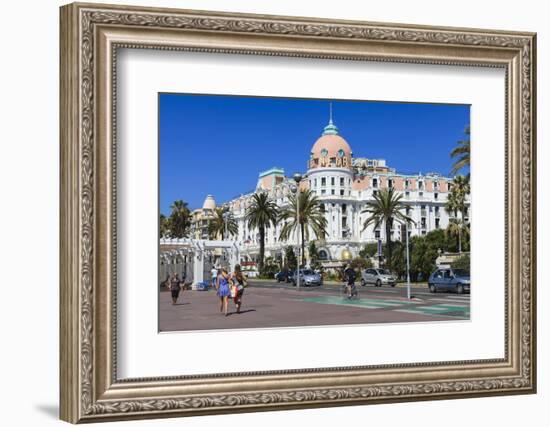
(428, 268, 470, 294)
(274, 270, 293, 283)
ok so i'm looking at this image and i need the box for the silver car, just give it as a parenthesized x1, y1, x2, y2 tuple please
(291, 269, 323, 286)
(361, 268, 397, 287)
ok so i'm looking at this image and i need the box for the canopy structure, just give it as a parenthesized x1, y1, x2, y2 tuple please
(159, 238, 240, 289)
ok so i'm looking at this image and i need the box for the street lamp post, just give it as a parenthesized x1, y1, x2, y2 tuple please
(292, 173, 303, 288)
(222, 211, 229, 240)
(377, 238, 383, 268)
(405, 220, 411, 300)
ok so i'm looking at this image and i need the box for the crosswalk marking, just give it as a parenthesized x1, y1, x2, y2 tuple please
(429, 298, 469, 304)
(394, 309, 467, 318)
(367, 288, 470, 299)
(299, 295, 470, 320)
(301, 296, 403, 309)
(416, 305, 465, 312)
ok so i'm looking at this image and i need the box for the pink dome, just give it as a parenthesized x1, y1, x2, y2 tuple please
(308, 110, 353, 170)
(311, 134, 352, 159)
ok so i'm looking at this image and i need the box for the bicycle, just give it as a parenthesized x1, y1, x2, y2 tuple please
(341, 280, 358, 299)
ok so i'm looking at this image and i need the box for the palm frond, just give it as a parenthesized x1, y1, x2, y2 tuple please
(450, 128, 471, 175)
(277, 189, 327, 242)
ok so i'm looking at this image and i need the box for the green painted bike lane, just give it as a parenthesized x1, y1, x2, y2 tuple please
(300, 296, 469, 319)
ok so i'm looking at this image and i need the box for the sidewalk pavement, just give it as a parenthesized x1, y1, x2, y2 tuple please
(159, 285, 452, 332)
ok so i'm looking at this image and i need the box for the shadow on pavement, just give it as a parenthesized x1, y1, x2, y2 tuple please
(232, 309, 256, 315)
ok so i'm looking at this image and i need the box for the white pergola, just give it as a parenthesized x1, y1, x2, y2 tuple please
(159, 238, 240, 288)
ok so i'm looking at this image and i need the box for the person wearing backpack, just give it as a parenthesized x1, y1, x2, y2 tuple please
(343, 264, 358, 299)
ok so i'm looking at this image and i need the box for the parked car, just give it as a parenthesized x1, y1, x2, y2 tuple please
(360, 268, 397, 287)
(428, 268, 470, 294)
(274, 270, 293, 283)
(243, 269, 259, 278)
(290, 269, 323, 286)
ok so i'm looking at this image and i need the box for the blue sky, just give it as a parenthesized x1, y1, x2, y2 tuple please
(159, 94, 470, 214)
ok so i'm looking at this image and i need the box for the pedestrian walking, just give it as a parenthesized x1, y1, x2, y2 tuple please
(210, 265, 219, 289)
(168, 272, 182, 305)
(216, 268, 231, 316)
(231, 264, 247, 314)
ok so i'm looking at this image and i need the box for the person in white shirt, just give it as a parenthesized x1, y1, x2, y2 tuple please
(211, 266, 219, 288)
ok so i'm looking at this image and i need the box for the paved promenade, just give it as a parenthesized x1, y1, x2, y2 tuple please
(159, 281, 470, 332)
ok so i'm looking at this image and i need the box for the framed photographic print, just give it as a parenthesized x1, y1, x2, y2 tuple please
(60, 2, 537, 423)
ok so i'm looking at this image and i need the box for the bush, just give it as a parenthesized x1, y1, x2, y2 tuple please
(452, 253, 470, 271)
(349, 257, 373, 271)
(359, 243, 380, 258)
(323, 271, 343, 282)
(259, 261, 279, 279)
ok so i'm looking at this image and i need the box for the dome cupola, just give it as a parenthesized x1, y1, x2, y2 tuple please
(309, 103, 353, 170)
(202, 195, 216, 210)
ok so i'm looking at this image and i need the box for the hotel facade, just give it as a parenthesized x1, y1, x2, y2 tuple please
(190, 115, 468, 267)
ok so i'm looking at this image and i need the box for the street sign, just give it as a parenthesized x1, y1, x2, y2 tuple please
(377, 239, 382, 257)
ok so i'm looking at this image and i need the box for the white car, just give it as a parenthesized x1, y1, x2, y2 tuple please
(361, 268, 397, 287)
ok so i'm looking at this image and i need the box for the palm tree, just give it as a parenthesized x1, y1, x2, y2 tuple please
(361, 188, 412, 270)
(450, 175, 470, 220)
(451, 125, 470, 176)
(279, 189, 327, 268)
(159, 213, 171, 238)
(446, 218, 470, 253)
(445, 175, 470, 252)
(208, 207, 238, 240)
(245, 192, 279, 273)
(169, 200, 191, 238)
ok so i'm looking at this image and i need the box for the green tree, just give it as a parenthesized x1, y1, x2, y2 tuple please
(169, 200, 191, 238)
(261, 256, 280, 279)
(389, 241, 406, 280)
(461, 222, 471, 252)
(451, 125, 470, 176)
(159, 214, 171, 238)
(350, 257, 373, 271)
(424, 228, 450, 251)
(361, 188, 412, 271)
(445, 175, 470, 252)
(450, 175, 470, 219)
(410, 236, 438, 281)
(284, 245, 297, 270)
(406, 229, 469, 282)
(245, 192, 279, 274)
(208, 207, 238, 240)
(452, 253, 470, 271)
(308, 241, 321, 270)
(359, 242, 379, 258)
(279, 189, 327, 268)
(446, 218, 470, 253)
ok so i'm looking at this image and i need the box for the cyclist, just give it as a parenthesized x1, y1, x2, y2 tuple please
(343, 264, 358, 299)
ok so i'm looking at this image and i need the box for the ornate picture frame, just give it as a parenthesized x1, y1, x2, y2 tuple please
(60, 2, 536, 423)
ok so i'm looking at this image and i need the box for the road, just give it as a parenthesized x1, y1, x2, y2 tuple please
(159, 280, 470, 332)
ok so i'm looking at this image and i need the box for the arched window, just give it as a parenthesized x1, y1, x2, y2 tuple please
(318, 250, 329, 260)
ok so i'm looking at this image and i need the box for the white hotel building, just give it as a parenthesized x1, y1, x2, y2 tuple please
(191, 115, 468, 266)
